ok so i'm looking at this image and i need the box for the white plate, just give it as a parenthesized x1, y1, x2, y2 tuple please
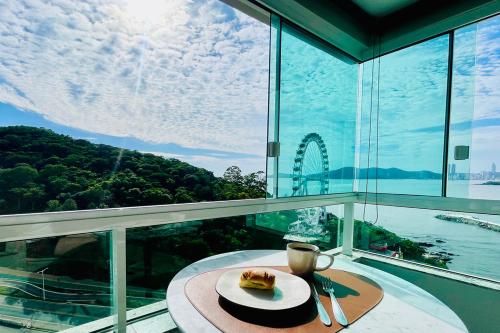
(215, 268, 310, 310)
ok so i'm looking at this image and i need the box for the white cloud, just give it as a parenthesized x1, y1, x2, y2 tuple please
(1, 0, 497, 177)
(358, 18, 500, 173)
(0, 0, 269, 167)
(358, 35, 450, 172)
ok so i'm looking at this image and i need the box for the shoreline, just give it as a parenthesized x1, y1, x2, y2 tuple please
(479, 181, 500, 185)
(435, 214, 500, 232)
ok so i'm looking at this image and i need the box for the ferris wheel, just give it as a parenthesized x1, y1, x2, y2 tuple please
(285, 132, 330, 242)
(292, 133, 330, 196)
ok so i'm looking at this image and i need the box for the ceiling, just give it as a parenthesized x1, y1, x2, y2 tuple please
(351, 0, 418, 18)
(256, 0, 500, 61)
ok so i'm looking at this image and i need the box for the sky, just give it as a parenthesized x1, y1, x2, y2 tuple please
(0, 0, 498, 177)
(462, 16, 500, 174)
(0, 0, 270, 176)
(359, 15, 500, 175)
(277, 24, 358, 196)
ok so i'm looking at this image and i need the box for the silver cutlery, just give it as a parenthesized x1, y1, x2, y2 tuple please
(310, 282, 331, 326)
(321, 278, 349, 326)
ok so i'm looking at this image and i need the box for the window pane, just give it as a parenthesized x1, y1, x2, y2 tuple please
(276, 23, 358, 197)
(358, 35, 450, 196)
(125, 205, 343, 308)
(354, 204, 500, 281)
(447, 15, 500, 200)
(255, 205, 345, 247)
(0, 0, 270, 215)
(0, 232, 111, 331)
(126, 216, 285, 311)
(266, 14, 281, 198)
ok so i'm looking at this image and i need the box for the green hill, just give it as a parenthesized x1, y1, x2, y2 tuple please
(0, 126, 265, 214)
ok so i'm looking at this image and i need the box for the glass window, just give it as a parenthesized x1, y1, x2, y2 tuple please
(255, 205, 345, 248)
(0, 0, 270, 214)
(447, 15, 500, 200)
(125, 205, 344, 308)
(266, 14, 281, 198)
(275, 23, 358, 198)
(0, 232, 112, 331)
(358, 35, 450, 196)
(127, 215, 284, 310)
(354, 204, 500, 281)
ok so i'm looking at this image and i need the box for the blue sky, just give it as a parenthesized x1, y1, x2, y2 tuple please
(0, 102, 259, 160)
(0, 1, 498, 176)
(357, 16, 500, 175)
(0, 0, 269, 176)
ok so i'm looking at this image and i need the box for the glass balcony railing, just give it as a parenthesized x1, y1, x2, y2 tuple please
(125, 204, 346, 310)
(0, 193, 498, 332)
(0, 232, 112, 332)
(0, 194, 354, 332)
(353, 204, 500, 281)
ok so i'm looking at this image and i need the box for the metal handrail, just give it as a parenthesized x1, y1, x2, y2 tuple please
(358, 192, 500, 216)
(1, 192, 498, 243)
(0, 193, 356, 242)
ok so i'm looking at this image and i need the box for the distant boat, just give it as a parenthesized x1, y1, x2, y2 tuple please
(435, 214, 500, 232)
(369, 242, 388, 252)
(367, 242, 400, 258)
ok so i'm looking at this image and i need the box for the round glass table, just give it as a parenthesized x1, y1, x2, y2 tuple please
(166, 250, 468, 333)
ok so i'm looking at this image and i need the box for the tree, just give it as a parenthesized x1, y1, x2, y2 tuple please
(0, 126, 265, 214)
(223, 166, 244, 185)
(61, 198, 78, 211)
(142, 188, 172, 205)
(39, 164, 68, 180)
(23, 184, 45, 211)
(8, 187, 28, 212)
(109, 170, 148, 205)
(218, 166, 265, 200)
(46, 199, 62, 212)
(243, 171, 266, 197)
(47, 177, 72, 194)
(74, 185, 110, 209)
(0, 164, 38, 187)
(174, 187, 195, 203)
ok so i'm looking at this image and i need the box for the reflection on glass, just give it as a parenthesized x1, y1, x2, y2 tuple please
(0, 233, 111, 331)
(447, 23, 476, 198)
(447, 15, 500, 200)
(255, 205, 344, 247)
(126, 206, 344, 308)
(358, 35, 450, 196)
(126, 215, 286, 309)
(266, 14, 281, 198)
(354, 204, 500, 281)
(277, 23, 358, 197)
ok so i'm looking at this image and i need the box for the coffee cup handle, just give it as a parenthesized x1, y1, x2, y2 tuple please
(315, 253, 334, 271)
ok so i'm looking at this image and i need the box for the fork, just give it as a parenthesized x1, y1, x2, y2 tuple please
(321, 278, 349, 326)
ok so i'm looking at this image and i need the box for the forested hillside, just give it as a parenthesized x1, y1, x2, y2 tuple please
(0, 126, 265, 214)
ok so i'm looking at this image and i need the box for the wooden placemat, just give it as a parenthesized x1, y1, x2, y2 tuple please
(185, 266, 383, 333)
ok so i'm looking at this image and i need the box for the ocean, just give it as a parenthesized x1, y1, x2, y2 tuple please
(277, 178, 500, 281)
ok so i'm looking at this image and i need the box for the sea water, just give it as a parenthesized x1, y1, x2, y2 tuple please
(277, 177, 500, 281)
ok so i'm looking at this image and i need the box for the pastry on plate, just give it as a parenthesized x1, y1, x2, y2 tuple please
(239, 269, 276, 290)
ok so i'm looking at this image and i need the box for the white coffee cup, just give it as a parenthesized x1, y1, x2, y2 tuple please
(287, 242, 334, 276)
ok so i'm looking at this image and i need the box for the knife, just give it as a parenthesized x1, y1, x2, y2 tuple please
(311, 282, 331, 326)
